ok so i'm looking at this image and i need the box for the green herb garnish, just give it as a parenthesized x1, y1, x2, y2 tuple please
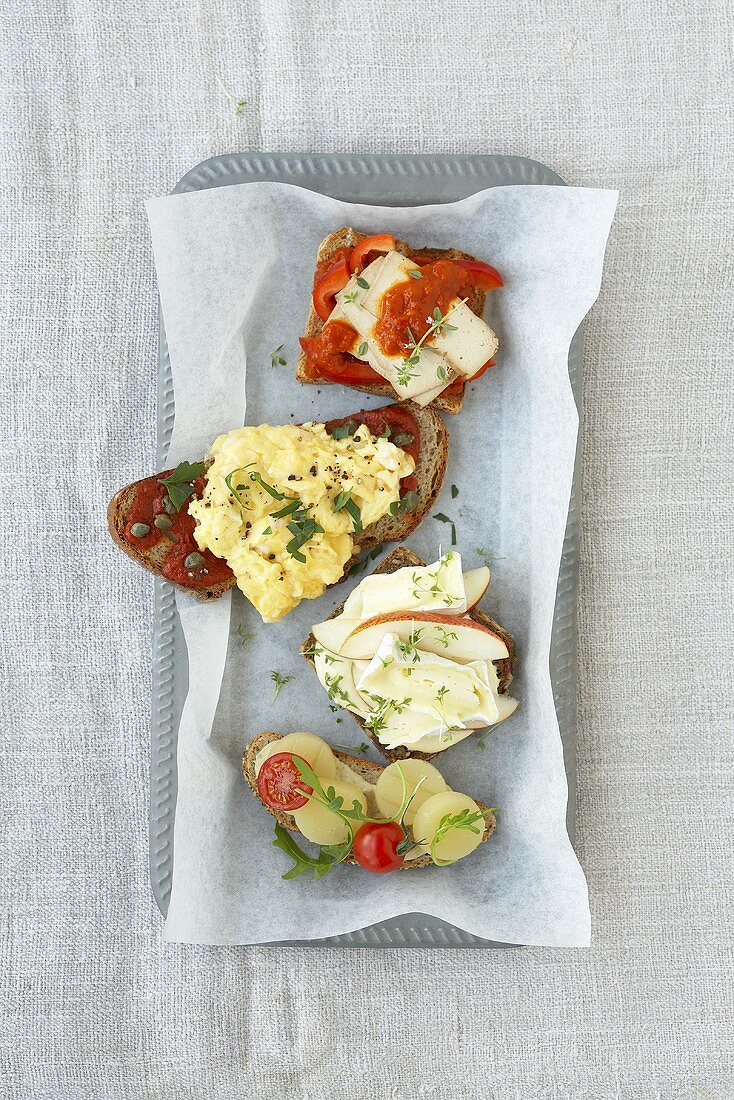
(285, 505, 324, 562)
(429, 807, 497, 866)
(407, 268, 423, 279)
(270, 671, 295, 700)
(333, 489, 362, 534)
(158, 461, 207, 513)
(269, 498, 301, 519)
(330, 420, 357, 440)
(356, 276, 370, 289)
(451, 484, 459, 499)
(477, 547, 505, 567)
(343, 290, 358, 303)
(357, 341, 368, 357)
(235, 624, 255, 648)
(401, 297, 467, 372)
(389, 489, 419, 516)
(250, 471, 287, 500)
(270, 344, 287, 368)
(433, 512, 457, 546)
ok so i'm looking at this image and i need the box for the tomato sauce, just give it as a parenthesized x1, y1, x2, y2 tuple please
(373, 260, 474, 357)
(126, 473, 233, 590)
(300, 320, 362, 381)
(324, 406, 420, 495)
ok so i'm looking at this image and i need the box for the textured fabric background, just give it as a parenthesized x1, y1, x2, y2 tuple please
(2, 1, 732, 1097)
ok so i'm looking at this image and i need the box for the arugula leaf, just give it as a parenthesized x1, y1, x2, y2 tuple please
(158, 461, 206, 512)
(272, 824, 336, 880)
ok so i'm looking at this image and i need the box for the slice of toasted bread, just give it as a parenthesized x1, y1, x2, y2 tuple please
(296, 227, 489, 414)
(301, 547, 516, 762)
(242, 731, 495, 870)
(108, 405, 448, 603)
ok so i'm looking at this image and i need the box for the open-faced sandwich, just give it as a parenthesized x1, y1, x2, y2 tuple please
(243, 731, 496, 877)
(108, 404, 448, 622)
(302, 547, 517, 760)
(297, 228, 502, 413)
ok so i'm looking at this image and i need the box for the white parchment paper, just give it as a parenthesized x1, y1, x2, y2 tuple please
(145, 181, 617, 947)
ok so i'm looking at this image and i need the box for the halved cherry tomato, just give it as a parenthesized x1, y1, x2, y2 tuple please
(257, 753, 312, 812)
(312, 256, 351, 321)
(349, 233, 396, 273)
(449, 259, 504, 291)
(352, 821, 405, 873)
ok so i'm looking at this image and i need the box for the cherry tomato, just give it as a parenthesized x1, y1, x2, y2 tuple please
(349, 233, 396, 273)
(449, 258, 504, 291)
(352, 821, 405, 874)
(257, 753, 312, 812)
(312, 256, 351, 320)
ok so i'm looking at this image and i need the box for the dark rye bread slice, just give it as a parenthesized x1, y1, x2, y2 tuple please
(107, 405, 448, 603)
(242, 731, 495, 870)
(296, 226, 489, 415)
(301, 547, 516, 763)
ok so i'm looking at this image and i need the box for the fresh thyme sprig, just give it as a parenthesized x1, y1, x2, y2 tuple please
(270, 345, 287, 368)
(401, 297, 468, 372)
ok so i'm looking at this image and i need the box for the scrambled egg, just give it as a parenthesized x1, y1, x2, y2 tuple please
(188, 422, 415, 622)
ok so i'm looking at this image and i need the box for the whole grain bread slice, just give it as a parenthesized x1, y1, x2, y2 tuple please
(301, 546, 516, 762)
(242, 731, 495, 870)
(295, 227, 490, 414)
(107, 405, 448, 602)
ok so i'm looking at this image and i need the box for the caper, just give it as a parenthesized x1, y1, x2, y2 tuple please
(154, 514, 173, 531)
(130, 522, 150, 538)
(164, 496, 177, 514)
(184, 552, 204, 570)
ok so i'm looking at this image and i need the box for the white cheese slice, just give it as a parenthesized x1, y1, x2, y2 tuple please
(356, 634, 500, 749)
(410, 377, 454, 407)
(359, 250, 420, 314)
(428, 300, 499, 377)
(356, 552, 467, 618)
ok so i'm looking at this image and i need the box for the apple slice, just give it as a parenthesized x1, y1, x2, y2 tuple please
(311, 615, 361, 655)
(340, 612, 510, 663)
(494, 694, 519, 722)
(463, 567, 490, 610)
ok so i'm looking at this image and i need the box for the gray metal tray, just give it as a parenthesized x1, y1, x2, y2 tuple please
(150, 152, 580, 947)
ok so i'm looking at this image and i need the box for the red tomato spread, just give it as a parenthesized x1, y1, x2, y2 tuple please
(125, 473, 233, 590)
(373, 260, 474, 356)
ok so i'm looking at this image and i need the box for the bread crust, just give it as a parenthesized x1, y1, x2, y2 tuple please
(301, 547, 517, 762)
(295, 226, 490, 414)
(242, 731, 495, 870)
(107, 406, 448, 602)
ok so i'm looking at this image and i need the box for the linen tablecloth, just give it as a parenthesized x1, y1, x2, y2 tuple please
(2, 1, 732, 1097)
